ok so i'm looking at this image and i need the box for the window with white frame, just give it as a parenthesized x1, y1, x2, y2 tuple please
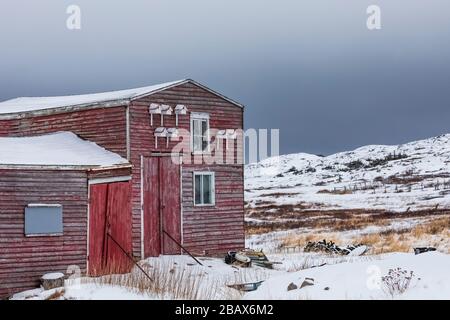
(190, 113, 210, 153)
(193, 172, 215, 206)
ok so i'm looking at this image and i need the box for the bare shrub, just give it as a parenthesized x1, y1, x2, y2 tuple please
(317, 189, 352, 195)
(381, 268, 415, 298)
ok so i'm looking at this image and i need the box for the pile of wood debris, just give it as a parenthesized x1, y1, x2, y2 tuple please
(224, 249, 281, 269)
(304, 239, 368, 256)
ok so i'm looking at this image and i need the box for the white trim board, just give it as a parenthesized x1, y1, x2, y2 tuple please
(27, 203, 62, 207)
(140, 155, 145, 259)
(126, 106, 131, 160)
(88, 175, 131, 185)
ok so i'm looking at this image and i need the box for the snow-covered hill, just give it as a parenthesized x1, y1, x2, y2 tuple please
(245, 134, 450, 212)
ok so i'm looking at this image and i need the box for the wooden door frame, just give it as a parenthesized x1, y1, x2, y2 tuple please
(141, 153, 182, 258)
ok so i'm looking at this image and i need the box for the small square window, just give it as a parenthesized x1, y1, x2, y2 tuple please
(193, 172, 215, 206)
(25, 204, 63, 236)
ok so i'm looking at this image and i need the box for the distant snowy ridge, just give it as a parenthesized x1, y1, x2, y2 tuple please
(245, 134, 450, 212)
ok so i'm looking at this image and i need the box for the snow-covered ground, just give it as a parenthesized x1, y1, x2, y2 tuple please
(244, 252, 450, 300)
(11, 284, 155, 300)
(246, 134, 450, 212)
(11, 255, 273, 300)
(11, 252, 450, 300)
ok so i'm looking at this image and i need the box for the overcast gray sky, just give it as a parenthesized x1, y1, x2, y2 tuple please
(1, 0, 449, 156)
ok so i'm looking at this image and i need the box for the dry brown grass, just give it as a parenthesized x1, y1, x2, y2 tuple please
(246, 206, 450, 238)
(317, 189, 353, 195)
(259, 192, 300, 198)
(274, 214, 450, 255)
(246, 211, 392, 235)
(81, 258, 270, 300)
(355, 216, 450, 254)
(280, 233, 342, 249)
(246, 223, 279, 235)
(332, 216, 390, 231)
(358, 233, 411, 254)
(90, 259, 218, 299)
(411, 216, 450, 237)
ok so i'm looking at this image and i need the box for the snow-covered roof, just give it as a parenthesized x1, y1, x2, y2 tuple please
(0, 80, 185, 115)
(0, 79, 244, 117)
(0, 132, 129, 167)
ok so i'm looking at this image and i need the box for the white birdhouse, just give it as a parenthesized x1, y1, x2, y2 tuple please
(149, 103, 161, 127)
(174, 104, 188, 126)
(160, 105, 173, 126)
(167, 127, 179, 138)
(154, 127, 167, 148)
(166, 128, 179, 148)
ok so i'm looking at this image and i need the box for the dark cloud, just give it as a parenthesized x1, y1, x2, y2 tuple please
(1, 0, 449, 156)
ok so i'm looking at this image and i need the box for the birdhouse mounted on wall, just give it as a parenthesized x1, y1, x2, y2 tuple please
(149, 103, 161, 126)
(174, 104, 188, 126)
(160, 105, 172, 126)
(167, 127, 179, 138)
(166, 128, 179, 148)
(154, 127, 167, 148)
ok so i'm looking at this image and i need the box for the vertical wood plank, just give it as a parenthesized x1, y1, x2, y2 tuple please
(88, 184, 107, 276)
(105, 181, 132, 273)
(161, 157, 181, 254)
(143, 157, 161, 257)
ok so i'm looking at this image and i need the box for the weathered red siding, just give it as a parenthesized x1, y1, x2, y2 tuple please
(0, 169, 88, 298)
(0, 106, 128, 158)
(181, 164, 245, 255)
(130, 82, 244, 257)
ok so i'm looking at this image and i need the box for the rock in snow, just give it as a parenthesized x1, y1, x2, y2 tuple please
(287, 283, 298, 291)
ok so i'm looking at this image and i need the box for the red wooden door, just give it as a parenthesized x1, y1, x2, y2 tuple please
(88, 181, 132, 275)
(160, 156, 181, 255)
(143, 156, 181, 257)
(143, 157, 161, 257)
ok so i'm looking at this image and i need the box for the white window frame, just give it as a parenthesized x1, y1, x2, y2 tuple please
(190, 112, 210, 154)
(24, 204, 63, 237)
(193, 171, 215, 206)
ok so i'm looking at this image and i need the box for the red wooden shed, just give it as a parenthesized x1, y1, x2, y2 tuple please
(0, 132, 133, 298)
(0, 79, 245, 297)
